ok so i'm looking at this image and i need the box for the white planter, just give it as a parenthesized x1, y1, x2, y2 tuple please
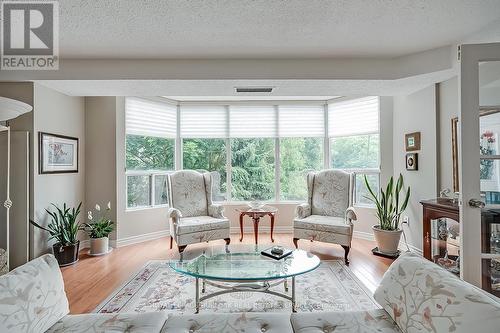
(372, 225, 403, 255)
(90, 237, 109, 256)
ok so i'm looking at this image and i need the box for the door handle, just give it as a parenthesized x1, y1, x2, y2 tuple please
(468, 198, 485, 208)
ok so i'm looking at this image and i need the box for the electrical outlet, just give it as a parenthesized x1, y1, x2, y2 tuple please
(402, 216, 409, 225)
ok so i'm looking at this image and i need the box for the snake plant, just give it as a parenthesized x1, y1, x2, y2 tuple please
(30, 202, 82, 246)
(364, 174, 410, 231)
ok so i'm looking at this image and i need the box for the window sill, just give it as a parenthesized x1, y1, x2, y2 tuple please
(126, 204, 169, 212)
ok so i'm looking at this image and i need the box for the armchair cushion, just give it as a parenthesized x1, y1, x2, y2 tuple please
(175, 216, 229, 235)
(0, 254, 68, 333)
(294, 215, 352, 236)
(169, 171, 208, 218)
(374, 252, 500, 333)
(311, 170, 351, 218)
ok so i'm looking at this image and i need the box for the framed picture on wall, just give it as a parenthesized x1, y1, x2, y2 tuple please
(405, 132, 421, 151)
(39, 132, 79, 174)
(406, 153, 418, 171)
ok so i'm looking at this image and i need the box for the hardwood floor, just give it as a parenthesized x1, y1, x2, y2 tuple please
(61, 233, 394, 314)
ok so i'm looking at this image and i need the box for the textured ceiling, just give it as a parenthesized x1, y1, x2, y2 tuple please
(59, 0, 500, 59)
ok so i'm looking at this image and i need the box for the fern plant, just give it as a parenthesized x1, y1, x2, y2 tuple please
(364, 174, 411, 231)
(30, 202, 82, 246)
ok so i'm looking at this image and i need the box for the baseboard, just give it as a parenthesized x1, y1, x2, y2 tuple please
(116, 230, 170, 248)
(352, 231, 374, 241)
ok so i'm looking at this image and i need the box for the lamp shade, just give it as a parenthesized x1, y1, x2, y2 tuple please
(0, 96, 33, 121)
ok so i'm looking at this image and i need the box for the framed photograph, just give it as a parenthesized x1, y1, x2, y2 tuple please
(405, 132, 421, 151)
(39, 132, 79, 174)
(406, 153, 418, 171)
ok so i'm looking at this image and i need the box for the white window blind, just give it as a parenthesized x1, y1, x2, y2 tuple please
(180, 105, 227, 138)
(279, 105, 325, 137)
(126, 97, 177, 138)
(229, 106, 277, 138)
(328, 97, 379, 137)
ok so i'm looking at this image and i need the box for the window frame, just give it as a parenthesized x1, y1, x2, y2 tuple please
(124, 97, 381, 209)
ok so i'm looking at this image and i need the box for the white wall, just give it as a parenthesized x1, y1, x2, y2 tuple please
(393, 85, 438, 251)
(85, 97, 118, 242)
(32, 83, 85, 257)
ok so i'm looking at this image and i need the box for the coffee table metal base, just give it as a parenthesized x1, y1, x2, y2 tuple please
(195, 277, 296, 313)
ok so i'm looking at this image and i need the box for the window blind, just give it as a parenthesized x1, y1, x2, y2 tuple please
(180, 105, 227, 138)
(279, 105, 325, 137)
(229, 106, 277, 138)
(126, 97, 177, 138)
(328, 96, 379, 137)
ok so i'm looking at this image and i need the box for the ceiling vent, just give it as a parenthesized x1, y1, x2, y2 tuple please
(235, 87, 273, 93)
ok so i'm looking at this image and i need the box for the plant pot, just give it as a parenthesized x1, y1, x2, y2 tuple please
(52, 241, 80, 267)
(90, 237, 109, 256)
(372, 225, 403, 255)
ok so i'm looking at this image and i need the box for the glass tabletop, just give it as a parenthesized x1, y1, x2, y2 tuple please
(235, 205, 278, 213)
(169, 245, 320, 281)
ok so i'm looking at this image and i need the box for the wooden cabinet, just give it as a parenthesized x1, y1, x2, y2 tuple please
(421, 199, 459, 261)
(421, 199, 500, 296)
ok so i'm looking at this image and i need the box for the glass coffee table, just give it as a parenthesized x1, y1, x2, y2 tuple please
(169, 245, 320, 313)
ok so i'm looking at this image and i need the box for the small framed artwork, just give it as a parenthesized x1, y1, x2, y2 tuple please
(39, 132, 79, 174)
(405, 132, 421, 151)
(406, 153, 418, 171)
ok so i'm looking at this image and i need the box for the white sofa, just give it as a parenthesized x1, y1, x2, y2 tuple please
(1, 253, 500, 333)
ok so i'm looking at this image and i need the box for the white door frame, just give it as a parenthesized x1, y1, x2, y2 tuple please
(459, 43, 500, 286)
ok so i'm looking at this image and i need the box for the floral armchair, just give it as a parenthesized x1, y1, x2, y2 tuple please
(167, 170, 230, 254)
(293, 169, 357, 264)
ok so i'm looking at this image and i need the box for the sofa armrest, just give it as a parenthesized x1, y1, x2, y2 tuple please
(346, 206, 357, 224)
(295, 203, 311, 219)
(208, 204, 225, 219)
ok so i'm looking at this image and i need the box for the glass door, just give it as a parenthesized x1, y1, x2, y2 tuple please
(459, 44, 500, 290)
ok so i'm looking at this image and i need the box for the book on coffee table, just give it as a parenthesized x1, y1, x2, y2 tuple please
(261, 246, 293, 260)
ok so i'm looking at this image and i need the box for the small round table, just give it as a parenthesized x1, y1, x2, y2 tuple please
(237, 206, 278, 244)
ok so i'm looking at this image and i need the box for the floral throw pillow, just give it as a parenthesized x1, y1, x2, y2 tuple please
(374, 252, 500, 333)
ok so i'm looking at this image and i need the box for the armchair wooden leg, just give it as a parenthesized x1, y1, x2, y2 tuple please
(341, 245, 350, 265)
(170, 236, 173, 249)
(293, 238, 299, 248)
(224, 238, 231, 246)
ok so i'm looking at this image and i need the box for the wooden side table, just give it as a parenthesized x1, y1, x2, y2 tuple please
(237, 206, 278, 244)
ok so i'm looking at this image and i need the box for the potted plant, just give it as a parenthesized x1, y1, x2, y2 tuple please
(364, 174, 411, 255)
(30, 202, 82, 266)
(84, 202, 114, 256)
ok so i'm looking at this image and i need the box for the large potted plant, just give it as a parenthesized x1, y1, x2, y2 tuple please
(84, 202, 114, 256)
(364, 174, 410, 255)
(31, 202, 82, 266)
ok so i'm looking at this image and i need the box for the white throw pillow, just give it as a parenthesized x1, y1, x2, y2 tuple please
(0, 254, 69, 332)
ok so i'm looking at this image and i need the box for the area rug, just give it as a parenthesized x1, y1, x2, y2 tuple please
(94, 260, 379, 314)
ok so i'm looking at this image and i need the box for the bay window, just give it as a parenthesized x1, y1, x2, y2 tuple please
(231, 138, 275, 201)
(180, 105, 228, 201)
(124, 96, 381, 208)
(125, 98, 176, 208)
(328, 96, 380, 205)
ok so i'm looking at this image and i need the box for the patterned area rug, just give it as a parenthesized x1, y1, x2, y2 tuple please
(95, 260, 379, 314)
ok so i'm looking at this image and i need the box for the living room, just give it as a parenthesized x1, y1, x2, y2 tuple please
(1, 1, 500, 332)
